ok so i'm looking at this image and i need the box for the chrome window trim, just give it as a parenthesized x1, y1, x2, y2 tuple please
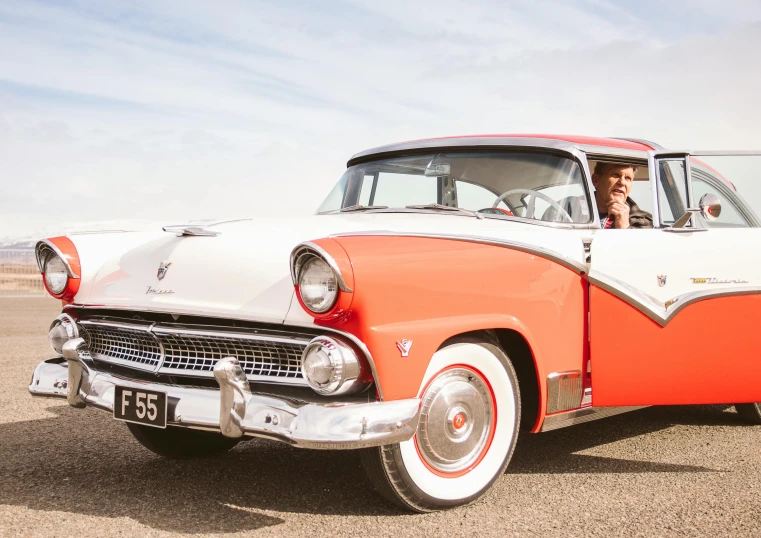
(34, 239, 80, 279)
(589, 269, 761, 327)
(290, 241, 353, 293)
(329, 231, 589, 276)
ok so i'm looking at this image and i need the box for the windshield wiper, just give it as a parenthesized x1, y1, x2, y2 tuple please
(340, 204, 389, 212)
(405, 204, 484, 219)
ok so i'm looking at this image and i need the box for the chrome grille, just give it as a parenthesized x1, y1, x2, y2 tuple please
(79, 320, 308, 384)
(84, 324, 162, 369)
(158, 333, 303, 378)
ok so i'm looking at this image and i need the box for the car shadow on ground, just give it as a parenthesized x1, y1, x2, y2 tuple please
(0, 403, 746, 532)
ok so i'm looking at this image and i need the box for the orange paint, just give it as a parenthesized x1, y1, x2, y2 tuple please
(43, 236, 81, 303)
(590, 286, 761, 405)
(308, 236, 588, 432)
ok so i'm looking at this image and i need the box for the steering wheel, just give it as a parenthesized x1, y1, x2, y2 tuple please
(492, 189, 573, 223)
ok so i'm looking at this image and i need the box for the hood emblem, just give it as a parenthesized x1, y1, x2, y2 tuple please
(396, 339, 413, 357)
(157, 261, 172, 281)
(657, 275, 667, 287)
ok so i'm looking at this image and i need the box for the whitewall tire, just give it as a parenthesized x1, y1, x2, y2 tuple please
(361, 336, 521, 512)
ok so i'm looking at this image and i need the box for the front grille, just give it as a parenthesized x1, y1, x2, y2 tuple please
(79, 321, 308, 384)
(159, 333, 303, 379)
(84, 324, 162, 370)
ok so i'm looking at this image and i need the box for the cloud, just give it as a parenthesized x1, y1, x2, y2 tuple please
(0, 0, 760, 240)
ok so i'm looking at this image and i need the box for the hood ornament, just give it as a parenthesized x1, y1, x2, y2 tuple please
(396, 339, 413, 357)
(157, 261, 172, 281)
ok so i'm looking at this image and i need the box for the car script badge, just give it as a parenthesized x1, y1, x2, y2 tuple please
(657, 275, 667, 287)
(157, 261, 172, 281)
(396, 339, 413, 357)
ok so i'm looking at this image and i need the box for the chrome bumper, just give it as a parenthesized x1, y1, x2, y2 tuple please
(29, 338, 420, 450)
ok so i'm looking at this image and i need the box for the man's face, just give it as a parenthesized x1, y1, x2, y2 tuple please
(592, 164, 635, 206)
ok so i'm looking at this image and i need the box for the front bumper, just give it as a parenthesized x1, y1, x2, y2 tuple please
(29, 338, 420, 450)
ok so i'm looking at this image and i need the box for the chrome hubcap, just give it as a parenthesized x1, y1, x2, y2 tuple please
(417, 368, 494, 473)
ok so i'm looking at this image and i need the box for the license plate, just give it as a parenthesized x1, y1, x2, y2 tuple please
(113, 385, 167, 429)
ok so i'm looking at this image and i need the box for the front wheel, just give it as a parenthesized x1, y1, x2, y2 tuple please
(127, 423, 241, 459)
(361, 337, 521, 512)
(735, 403, 761, 425)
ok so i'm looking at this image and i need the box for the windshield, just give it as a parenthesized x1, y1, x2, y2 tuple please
(317, 151, 592, 224)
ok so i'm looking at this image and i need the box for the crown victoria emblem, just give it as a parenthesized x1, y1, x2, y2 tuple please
(157, 261, 172, 281)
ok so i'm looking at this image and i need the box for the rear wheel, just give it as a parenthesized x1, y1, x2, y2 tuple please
(735, 403, 761, 425)
(127, 423, 241, 459)
(361, 337, 521, 512)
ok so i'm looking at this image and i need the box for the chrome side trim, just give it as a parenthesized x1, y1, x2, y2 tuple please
(541, 405, 646, 432)
(34, 239, 80, 278)
(29, 356, 421, 449)
(329, 231, 589, 276)
(290, 241, 353, 292)
(589, 269, 761, 327)
(546, 371, 583, 414)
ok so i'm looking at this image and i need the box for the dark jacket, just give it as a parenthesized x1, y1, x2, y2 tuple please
(599, 197, 653, 229)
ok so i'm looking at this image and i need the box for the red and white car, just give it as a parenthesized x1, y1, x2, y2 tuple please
(29, 135, 761, 512)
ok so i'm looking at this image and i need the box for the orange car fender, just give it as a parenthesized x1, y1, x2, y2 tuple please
(311, 235, 587, 432)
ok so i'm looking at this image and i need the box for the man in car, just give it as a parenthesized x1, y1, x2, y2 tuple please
(592, 162, 653, 229)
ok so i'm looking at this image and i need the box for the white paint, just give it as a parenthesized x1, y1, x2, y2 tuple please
(590, 228, 761, 304)
(69, 214, 589, 322)
(398, 342, 517, 501)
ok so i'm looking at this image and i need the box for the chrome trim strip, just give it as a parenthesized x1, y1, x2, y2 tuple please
(546, 370, 583, 414)
(589, 270, 761, 327)
(29, 356, 420, 449)
(151, 325, 312, 346)
(290, 241, 353, 293)
(329, 231, 589, 276)
(647, 150, 662, 228)
(34, 239, 80, 279)
(541, 405, 646, 432)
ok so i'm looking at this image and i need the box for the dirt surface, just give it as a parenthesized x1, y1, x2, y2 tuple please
(1, 297, 760, 537)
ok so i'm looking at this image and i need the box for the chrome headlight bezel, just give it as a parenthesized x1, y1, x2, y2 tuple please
(48, 313, 80, 355)
(290, 242, 353, 315)
(300, 335, 365, 395)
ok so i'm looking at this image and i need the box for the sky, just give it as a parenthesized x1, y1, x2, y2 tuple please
(1, 0, 761, 243)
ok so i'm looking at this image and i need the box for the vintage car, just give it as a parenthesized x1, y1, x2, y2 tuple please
(29, 135, 761, 512)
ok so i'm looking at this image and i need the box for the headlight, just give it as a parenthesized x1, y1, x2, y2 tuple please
(298, 258, 339, 313)
(301, 336, 366, 395)
(43, 252, 69, 295)
(48, 314, 79, 355)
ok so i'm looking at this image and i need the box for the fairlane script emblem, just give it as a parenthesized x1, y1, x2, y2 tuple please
(157, 261, 172, 281)
(396, 339, 413, 357)
(146, 286, 174, 295)
(657, 275, 667, 287)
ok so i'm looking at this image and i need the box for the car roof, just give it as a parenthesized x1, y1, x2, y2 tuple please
(348, 134, 659, 167)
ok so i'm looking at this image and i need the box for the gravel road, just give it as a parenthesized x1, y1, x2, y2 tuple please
(1, 297, 760, 537)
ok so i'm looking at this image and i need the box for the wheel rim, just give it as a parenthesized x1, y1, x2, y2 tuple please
(416, 366, 495, 475)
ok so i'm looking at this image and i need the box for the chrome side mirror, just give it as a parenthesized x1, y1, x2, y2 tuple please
(699, 193, 721, 221)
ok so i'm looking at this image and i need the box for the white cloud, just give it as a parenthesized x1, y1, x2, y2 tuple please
(0, 0, 760, 240)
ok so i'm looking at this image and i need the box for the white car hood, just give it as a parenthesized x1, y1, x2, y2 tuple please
(74, 214, 588, 323)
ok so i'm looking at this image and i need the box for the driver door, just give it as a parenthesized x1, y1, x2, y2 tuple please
(589, 151, 761, 406)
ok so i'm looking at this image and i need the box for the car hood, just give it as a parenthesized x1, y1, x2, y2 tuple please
(73, 214, 588, 323)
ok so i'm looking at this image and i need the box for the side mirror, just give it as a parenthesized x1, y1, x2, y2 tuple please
(699, 193, 721, 221)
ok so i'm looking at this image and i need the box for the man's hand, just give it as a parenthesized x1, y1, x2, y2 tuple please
(607, 200, 630, 229)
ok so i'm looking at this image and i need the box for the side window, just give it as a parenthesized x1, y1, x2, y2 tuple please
(657, 159, 688, 225)
(692, 173, 749, 228)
